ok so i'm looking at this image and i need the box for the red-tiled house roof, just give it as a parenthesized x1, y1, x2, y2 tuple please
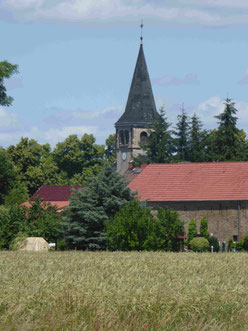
(128, 162, 248, 201)
(22, 185, 82, 210)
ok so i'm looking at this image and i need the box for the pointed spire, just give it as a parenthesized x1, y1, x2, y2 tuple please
(116, 34, 158, 127)
(140, 20, 143, 45)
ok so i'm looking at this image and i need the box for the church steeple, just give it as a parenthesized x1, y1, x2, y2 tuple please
(115, 28, 158, 174)
(116, 42, 158, 126)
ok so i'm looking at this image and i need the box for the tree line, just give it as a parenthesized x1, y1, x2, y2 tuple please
(137, 98, 248, 165)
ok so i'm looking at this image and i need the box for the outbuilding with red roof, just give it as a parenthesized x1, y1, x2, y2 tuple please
(128, 162, 248, 243)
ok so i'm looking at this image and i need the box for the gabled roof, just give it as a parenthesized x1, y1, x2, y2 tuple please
(128, 162, 248, 201)
(21, 185, 82, 210)
(31, 185, 82, 201)
(116, 44, 158, 127)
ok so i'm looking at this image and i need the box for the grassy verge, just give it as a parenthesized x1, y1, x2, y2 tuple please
(0, 251, 248, 330)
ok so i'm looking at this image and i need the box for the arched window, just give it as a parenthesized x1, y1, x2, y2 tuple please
(120, 130, 125, 145)
(140, 131, 148, 146)
(125, 130, 129, 145)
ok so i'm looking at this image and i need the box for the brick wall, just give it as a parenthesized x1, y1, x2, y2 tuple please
(148, 200, 248, 243)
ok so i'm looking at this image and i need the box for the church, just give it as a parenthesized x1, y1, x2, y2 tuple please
(116, 32, 248, 244)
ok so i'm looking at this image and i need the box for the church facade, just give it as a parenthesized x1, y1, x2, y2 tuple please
(115, 41, 158, 174)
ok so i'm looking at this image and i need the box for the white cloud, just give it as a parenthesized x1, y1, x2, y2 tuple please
(44, 125, 97, 145)
(239, 69, 248, 85)
(72, 105, 123, 121)
(153, 73, 199, 87)
(0, 107, 20, 128)
(2, 0, 248, 26)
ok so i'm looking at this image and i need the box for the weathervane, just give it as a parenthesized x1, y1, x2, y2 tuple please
(140, 20, 144, 44)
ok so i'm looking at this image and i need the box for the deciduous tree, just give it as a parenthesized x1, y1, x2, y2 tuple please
(0, 60, 18, 107)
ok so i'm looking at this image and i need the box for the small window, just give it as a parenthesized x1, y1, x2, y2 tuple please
(140, 131, 148, 146)
(125, 130, 129, 145)
(233, 235, 238, 242)
(120, 131, 125, 145)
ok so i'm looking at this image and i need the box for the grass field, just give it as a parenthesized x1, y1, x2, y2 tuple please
(1, 252, 248, 331)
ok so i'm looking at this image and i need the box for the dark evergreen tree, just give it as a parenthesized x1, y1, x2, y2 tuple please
(143, 107, 174, 163)
(62, 166, 135, 250)
(189, 114, 208, 162)
(213, 98, 244, 161)
(174, 108, 190, 162)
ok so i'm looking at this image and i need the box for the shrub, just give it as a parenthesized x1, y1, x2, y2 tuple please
(106, 200, 163, 251)
(9, 232, 27, 251)
(208, 236, 220, 252)
(189, 237, 210, 252)
(188, 219, 197, 242)
(156, 207, 185, 252)
(242, 234, 248, 251)
(200, 217, 209, 238)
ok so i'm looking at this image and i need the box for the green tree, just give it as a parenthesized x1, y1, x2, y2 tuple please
(188, 219, 198, 242)
(200, 217, 209, 239)
(23, 197, 62, 243)
(105, 133, 116, 164)
(213, 98, 244, 161)
(4, 182, 29, 206)
(0, 205, 26, 249)
(52, 134, 105, 179)
(156, 207, 185, 251)
(0, 60, 18, 106)
(189, 114, 208, 162)
(174, 108, 190, 162)
(0, 148, 17, 204)
(106, 200, 163, 251)
(143, 107, 174, 163)
(62, 166, 135, 250)
(6, 138, 59, 194)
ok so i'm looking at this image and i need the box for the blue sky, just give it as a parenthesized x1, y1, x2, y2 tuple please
(1, 0, 248, 148)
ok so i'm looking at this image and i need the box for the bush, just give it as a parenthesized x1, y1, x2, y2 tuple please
(106, 200, 163, 251)
(188, 219, 197, 242)
(208, 236, 220, 252)
(200, 217, 209, 238)
(9, 232, 27, 251)
(189, 237, 210, 252)
(242, 234, 248, 251)
(156, 207, 185, 252)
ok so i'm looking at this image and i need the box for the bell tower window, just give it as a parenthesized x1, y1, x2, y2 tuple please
(140, 131, 148, 146)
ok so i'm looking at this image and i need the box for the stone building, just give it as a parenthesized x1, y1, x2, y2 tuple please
(128, 162, 248, 243)
(115, 38, 158, 174)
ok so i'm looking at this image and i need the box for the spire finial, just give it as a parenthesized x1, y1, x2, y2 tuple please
(140, 20, 144, 44)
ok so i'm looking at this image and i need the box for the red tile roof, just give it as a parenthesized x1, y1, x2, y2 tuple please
(31, 185, 82, 201)
(128, 162, 248, 201)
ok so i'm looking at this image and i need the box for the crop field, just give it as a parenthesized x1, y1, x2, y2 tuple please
(1, 252, 248, 331)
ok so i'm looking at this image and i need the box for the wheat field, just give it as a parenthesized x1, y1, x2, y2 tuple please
(0, 251, 248, 330)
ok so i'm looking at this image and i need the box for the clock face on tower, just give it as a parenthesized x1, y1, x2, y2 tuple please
(122, 152, 126, 161)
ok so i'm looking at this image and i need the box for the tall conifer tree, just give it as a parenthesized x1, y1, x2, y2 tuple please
(189, 113, 208, 162)
(214, 98, 242, 161)
(174, 107, 190, 162)
(62, 166, 135, 250)
(144, 107, 174, 163)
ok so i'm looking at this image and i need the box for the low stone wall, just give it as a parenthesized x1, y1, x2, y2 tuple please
(148, 200, 248, 243)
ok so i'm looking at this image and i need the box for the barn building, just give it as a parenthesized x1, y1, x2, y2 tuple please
(128, 162, 248, 243)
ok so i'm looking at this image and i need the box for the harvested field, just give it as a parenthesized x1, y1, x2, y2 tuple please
(0, 251, 248, 330)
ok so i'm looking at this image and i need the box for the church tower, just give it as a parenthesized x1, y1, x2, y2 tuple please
(115, 27, 158, 174)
